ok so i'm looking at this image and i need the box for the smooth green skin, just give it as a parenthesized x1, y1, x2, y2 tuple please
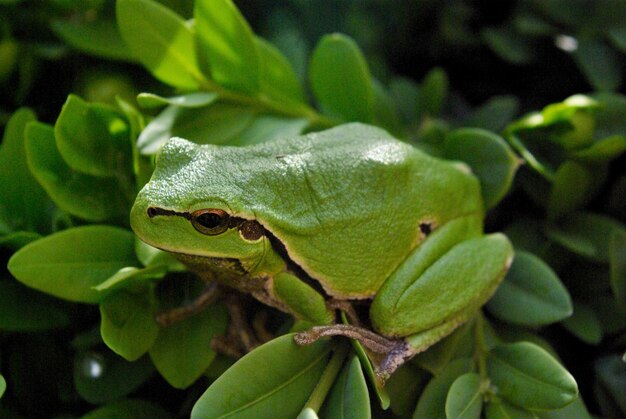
(131, 123, 513, 347)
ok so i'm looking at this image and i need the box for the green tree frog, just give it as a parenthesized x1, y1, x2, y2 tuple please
(131, 123, 513, 378)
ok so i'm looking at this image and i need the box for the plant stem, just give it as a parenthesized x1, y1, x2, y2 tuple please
(304, 342, 350, 413)
(473, 312, 489, 379)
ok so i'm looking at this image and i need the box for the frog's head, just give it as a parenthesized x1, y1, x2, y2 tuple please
(130, 138, 267, 268)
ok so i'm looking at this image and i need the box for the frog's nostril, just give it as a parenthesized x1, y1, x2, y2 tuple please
(147, 207, 158, 218)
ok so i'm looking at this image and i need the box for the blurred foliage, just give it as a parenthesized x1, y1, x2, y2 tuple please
(0, 0, 625, 418)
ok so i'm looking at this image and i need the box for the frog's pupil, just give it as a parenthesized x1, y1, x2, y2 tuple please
(197, 212, 222, 229)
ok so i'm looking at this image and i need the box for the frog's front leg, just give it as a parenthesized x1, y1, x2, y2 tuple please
(296, 215, 513, 380)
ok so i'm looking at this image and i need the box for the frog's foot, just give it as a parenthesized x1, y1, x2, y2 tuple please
(155, 282, 221, 327)
(294, 324, 412, 379)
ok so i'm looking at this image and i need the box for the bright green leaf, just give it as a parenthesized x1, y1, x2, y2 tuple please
(309, 33, 373, 122)
(0, 280, 70, 331)
(24, 122, 130, 221)
(445, 128, 520, 209)
(547, 212, 626, 263)
(136, 92, 218, 109)
(445, 373, 483, 419)
(191, 333, 331, 418)
(573, 135, 626, 163)
(414, 322, 474, 375)
(487, 342, 578, 410)
(94, 265, 168, 294)
(51, 19, 134, 61)
(487, 251, 572, 326)
(74, 351, 154, 404)
(55, 95, 131, 177)
(609, 229, 626, 304)
(562, 302, 603, 345)
(413, 358, 474, 419)
(82, 398, 172, 419)
(137, 103, 255, 154)
(100, 291, 159, 361)
(0, 108, 50, 234)
(321, 356, 371, 419)
(256, 37, 305, 104)
(150, 303, 228, 389)
(8, 226, 138, 304)
(194, 0, 260, 93)
(117, 0, 202, 89)
(0, 374, 5, 399)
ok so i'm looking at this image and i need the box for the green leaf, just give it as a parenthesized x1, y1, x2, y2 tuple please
(445, 373, 483, 419)
(385, 365, 429, 418)
(134, 239, 185, 270)
(420, 68, 448, 117)
(74, 351, 154, 404)
(194, 0, 259, 93)
(594, 355, 626, 417)
(0, 108, 50, 234)
(414, 322, 474, 375)
(82, 399, 172, 419)
(149, 303, 228, 389)
(298, 408, 319, 419)
(137, 103, 255, 154)
(547, 212, 626, 263)
(464, 96, 520, 132)
(236, 115, 309, 146)
(50, 19, 134, 61)
(562, 302, 603, 345)
(486, 251, 572, 326)
(572, 135, 626, 163)
(94, 265, 168, 294)
(487, 342, 578, 410)
(0, 374, 5, 399)
(0, 280, 70, 331)
(55, 95, 131, 177)
(535, 396, 591, 419)
(573, 37, 622, 92)
(0, 230, 43, 249)
(371, 79, 401, 134)
(413, 358, 474, 419)
(24, 122, 130, 221)
(484, 400, 536, 419)
(321, 356, 371, 419)
(256, 37, 306, 104)
(547, 161, 593, 220)
(116, 0, 202, 89)
(191, 334, 331, 418)
(8, 226, 138, 304)
(136, 92, 218, 109)
(100, 291, 159, 361)
(309, 34, 373, 122)
(609, 229, 626, 304)
(482, 27, 534, 64)
(389, 77, 420, 124)
(444, 128, 520, 209)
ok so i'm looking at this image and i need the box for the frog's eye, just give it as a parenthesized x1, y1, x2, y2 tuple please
(191, 209, 230, 235)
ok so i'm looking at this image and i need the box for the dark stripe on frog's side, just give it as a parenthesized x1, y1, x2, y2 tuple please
(147, 206, 329, 299)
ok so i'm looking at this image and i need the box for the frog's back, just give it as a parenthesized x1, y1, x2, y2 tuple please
(153, 124, 481, 298)
(239, 124, 482, 298)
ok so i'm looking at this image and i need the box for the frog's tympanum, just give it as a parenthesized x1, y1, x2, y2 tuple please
(131, 123, 513, 379)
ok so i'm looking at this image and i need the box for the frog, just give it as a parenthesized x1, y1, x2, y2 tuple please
(130, 123, 513, 379)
